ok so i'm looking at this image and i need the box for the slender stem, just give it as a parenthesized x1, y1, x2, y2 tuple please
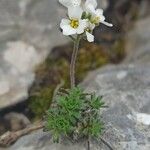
(69, 35, 75, 41)
(87, 110, 91, 150)
(100, 137, 114, 150)
(87, 135, 90, 150)
(70, 35, 81, 88)
(51, 80, 64, 106)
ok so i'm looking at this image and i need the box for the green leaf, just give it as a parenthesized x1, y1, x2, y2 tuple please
(90, 94, 105, 109)
(45, 87, 105, 142)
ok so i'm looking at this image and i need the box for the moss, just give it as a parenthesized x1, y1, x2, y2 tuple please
(28, 87, 54, 118)
(110, 38, 126, 63)
(76, 41, 109, 81)
(28, 42, 109, 117)
(28, 38, 126, 118)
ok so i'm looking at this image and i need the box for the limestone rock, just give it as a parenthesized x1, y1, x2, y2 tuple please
(0, 0, 68, 109)
(82, 63, 150, 150)
(125, 17, 150, 64)
(4, 112, 30, 131)
(0, 0, 110, 110)
(9, 63, 150, 150)
(0, 41, 41, 109)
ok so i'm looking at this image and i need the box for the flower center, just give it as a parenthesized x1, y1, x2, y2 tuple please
(85, 28, 91, 33)
(70, 19, 79, 29)
(91, 16, 100, 25)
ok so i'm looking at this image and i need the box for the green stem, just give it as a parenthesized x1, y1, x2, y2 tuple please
(87, 110, 91, 150)
(69, 35, 75, 41)
(70, 35, 81, 88)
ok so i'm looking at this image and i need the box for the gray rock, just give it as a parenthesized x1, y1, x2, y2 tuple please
(83, 63, 150, 150)
(0, 112, 30, 135)
(0, 0, 110, 109)
(125, 17, 150, 64)
(9, 130, 102, 150)
(8, 63, 150, 150)
(139, 0, 150, 18)
(0, 0, 108, 110)
(0, 41, 41, 109)
(0, 0, 68, 48)
(4, 112, 30, 131)
(0, 0, 68, 109)
(97, 0, 109, 10)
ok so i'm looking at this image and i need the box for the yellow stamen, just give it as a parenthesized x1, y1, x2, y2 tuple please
(85, 28, 91, 33)
(70, 19, 79, 29)
(91, 16, 100, 25)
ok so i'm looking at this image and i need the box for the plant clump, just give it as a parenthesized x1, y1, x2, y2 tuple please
(45, 0, 113, 149)
(45, 87, 105, 143)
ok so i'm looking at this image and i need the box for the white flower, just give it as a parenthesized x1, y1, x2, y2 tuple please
(59, 0, 81, 8)
(59, 0, 113, 42)
(84, 0, 113, 27)
(85, 22, 95, 42)
(60, 6, 87, 36)
(85, 0, 98, 11)
(86, 32, 94, 42)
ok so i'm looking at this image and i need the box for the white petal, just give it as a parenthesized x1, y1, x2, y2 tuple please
(85, 0, 97, 9)
(71, 0, 81, 7)
(60, 19, 70, 28)
(68, 6, 83, 19)
(89, 22, 95, 30)
(59, 0, 81, 8)
(62, 25, 77, 35)
(59, 0, 72, 8)
(96, 9, 104, 16)
(77, 19, 87, 34)
(99, 14, 105, 22)
(101, 21, 113, 27)
(84, 3, 96, 14)
(86, 31, 94, 42)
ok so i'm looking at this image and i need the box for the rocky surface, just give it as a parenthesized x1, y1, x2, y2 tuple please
(0, 0, 68, 109)
(0, 41, 41, 109)
(7, 10, 150, 148)
(139, 0, 150, 18)
(0, 112, 30, 135)
(1, 0, 150, 150)
(4, 112, 30, 131)
(125, 16, 150, 64)
(0, 0, 109, 110)
(7, 62, 150, 150)
(83, 64, 150, 150)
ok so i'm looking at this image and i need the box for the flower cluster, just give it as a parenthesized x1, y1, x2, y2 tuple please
(59, 0, 113, 42)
